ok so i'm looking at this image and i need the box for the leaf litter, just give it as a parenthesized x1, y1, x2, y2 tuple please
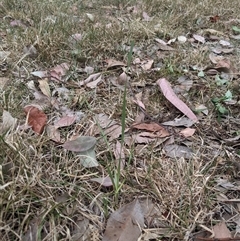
(3, 1, 240, 240)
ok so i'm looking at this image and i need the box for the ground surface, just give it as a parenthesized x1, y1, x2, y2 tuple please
(1, 0, 240, 240)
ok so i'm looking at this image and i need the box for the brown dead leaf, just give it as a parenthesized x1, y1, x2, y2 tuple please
(78, 73, 101, 86)
(134, 112, 145, 124)
(212, 222, 231, 239)
(139, 198, 168, 228)
(105, 124, 123, 141)
(31, 70, 48, 79)
(102, 199, 144, 241)
(132, 92, 145, 110)
(132, 122, 169, 136)
(46, 125, 61, 143)
(205, 58, 232, 75)
(117, 72, 129, 85)
(38, 78, 51, 97)
(173, 76, 193, 94)
(216, 58, 231, 69)
(105, 59, 126, 69)
(86, 74, 102, 88)
(180, 127, 195, 137)
(94, 113, 117, 129)
(50, 63, 69, 81)
(157, 78, 198, 122)
(125, 133, 169, 146)
(24, 106, 47, 134)
(141, 59, 154, 70)
(54, 115, 76, 129)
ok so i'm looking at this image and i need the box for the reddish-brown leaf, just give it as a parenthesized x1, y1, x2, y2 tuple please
(132, 122, 169, 137)
(24, 106, 47, 134)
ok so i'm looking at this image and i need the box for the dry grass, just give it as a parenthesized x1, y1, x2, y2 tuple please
(1, 0, 240, 240)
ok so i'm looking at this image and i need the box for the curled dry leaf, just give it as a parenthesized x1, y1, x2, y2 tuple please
(157, 78, 198, 122)
(215, 59, 231, 69)
(86, 74, 102, 88)
(132, 92, 145, 110)
(78, 73, 101, 86)
(105, 59, 126, 69)
(209, 53, 224, 64)
(155, 38, 167, 45)
(24, 106, 47, 134)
